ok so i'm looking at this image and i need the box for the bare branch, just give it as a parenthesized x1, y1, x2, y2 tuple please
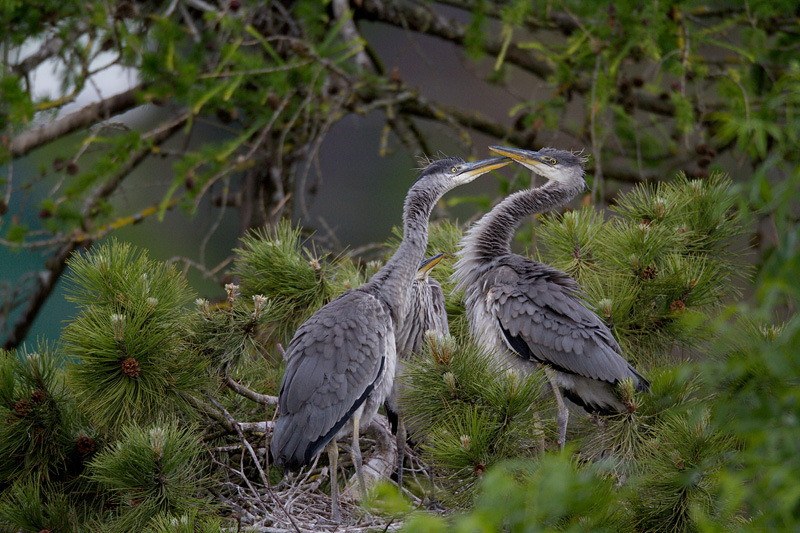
(353, 87, 656, 184)
(356, 0, 677, 117)
(341, 415, 396, 501)
(332, 0, 373, 71)
(11, 27, 83, 75)
(9, 84, 145, 158)
(226, 376, 279, 405)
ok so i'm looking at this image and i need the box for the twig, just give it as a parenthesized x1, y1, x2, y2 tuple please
(355, 0, 679, 117)
(226, 376, 279, 405)
(205, 393, 303, 533)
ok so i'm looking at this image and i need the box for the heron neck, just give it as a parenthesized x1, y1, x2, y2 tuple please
(462, 180, 583, 259)
(361, 183, 441, 323)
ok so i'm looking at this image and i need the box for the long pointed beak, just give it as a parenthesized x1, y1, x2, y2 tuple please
(456, 156, 511, 180)
(489, 146, 546, 167)
(417, 252, 446, 279)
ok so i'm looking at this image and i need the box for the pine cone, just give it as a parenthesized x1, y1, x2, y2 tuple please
(31, 389, 46, 405)
(121, 357, 141, 378)
(641, 265, 658, 280)
(14, 399, 32, 416)
(76, 435, 96, 455)
(670, 299, 686, 312)
(473, 462, 487, 477)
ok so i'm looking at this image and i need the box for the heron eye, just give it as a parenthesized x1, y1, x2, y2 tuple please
(547, 157, 557, 165)
(451, 166, 458, 173)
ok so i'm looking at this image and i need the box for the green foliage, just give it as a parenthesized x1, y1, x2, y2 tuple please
(400, 334, 553, 505)
(0, 478, 77, 532)
(701, 312, 800, 530)
(0, 344, 88, 486)
(89, 420, 213, 532)
(190, 289, 272, 374)
(63, 240, 209, 433)
(363, 480, 415, 520)
(537, 172, 746, 366)
(144, 508, 224, 533)
(234, 221, 332, 343)
(0, 73, 34, 133)
(403, 455, 632, 532)
(576, 363, 700, 477)
(631, 411, 737, 532)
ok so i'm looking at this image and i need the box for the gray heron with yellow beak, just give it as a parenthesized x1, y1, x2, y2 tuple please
(453, 146, 649, 449)
(271, 155, 510, 521)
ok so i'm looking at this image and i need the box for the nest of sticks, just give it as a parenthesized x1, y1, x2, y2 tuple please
(205, 414, 440, 532)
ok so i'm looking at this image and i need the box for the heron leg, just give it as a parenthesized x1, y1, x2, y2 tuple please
(544, 367, 568, 450)
(352, 415, 367, 499)
(327, 439, 341, 522)
(396, 416, 407, 488)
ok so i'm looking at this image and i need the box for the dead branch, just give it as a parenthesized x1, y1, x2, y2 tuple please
(353, 87, 655, 184)
(12, 27, 85, 76)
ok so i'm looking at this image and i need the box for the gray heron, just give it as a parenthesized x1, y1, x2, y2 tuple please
(452, 146, 649, 450)
(386, 252, 449, 487)
(270, 156, 510, 521)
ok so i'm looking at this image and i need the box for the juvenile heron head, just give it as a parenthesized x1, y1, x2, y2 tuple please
(489, 146, 585, 188)
(415, 253, 446, 281)
(416, 156, 511, 188)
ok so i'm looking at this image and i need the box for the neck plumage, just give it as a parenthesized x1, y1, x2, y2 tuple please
(459, 179, 584, 261)
(361, 182, 441, 324)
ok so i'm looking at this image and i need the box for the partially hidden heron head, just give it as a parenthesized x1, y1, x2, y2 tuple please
(489, 146, 586, 187)
(415, 252, 446, 281)
(415, 156, 511, 189)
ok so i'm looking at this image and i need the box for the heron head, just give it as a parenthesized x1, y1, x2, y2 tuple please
(489, 146, 586, 187)
(416, 156, 511, 189)
(416, 252, 446, 280)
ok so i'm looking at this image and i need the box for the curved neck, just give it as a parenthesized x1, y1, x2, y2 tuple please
(461, 180, 584, 260)
(362, 182, 442, 321)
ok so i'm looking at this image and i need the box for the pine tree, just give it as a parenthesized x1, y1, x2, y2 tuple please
(0, 343, 89, 486)
(88, 421, 213, 532)
(63, 240, 210, 434)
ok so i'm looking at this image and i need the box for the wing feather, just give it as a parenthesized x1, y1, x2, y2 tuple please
(486, 258, 640, 386)
(272, 290, 392, 469)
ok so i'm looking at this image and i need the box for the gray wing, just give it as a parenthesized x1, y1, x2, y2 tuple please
(486, 259, 644, 386)
(271, 290, 392, 470)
